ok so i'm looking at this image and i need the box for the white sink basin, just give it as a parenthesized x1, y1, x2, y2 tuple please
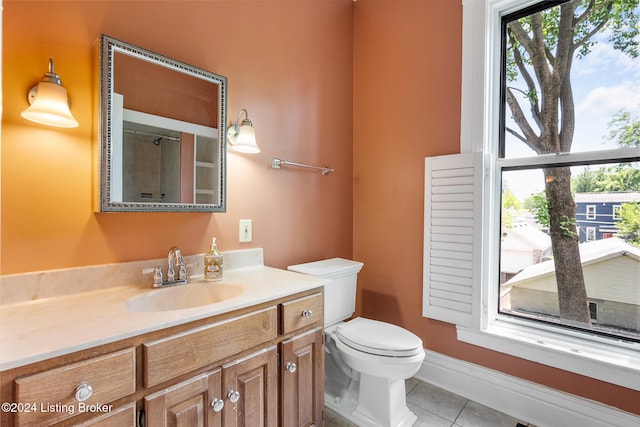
(126, 283, 244, 312)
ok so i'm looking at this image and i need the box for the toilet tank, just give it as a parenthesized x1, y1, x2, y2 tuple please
(288, 258, 364, 327)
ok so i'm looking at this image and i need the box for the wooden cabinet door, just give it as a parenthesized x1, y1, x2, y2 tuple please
(76, 403, 137, 426)
(222, 346, 278, 427)
(145, 369, 223, 427)
(280, 327, 324, 427)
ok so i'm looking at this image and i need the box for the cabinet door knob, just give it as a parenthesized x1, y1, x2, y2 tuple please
(74, 383, 93, 402)
(301, 309, 313, 319)
(285, 362, 297, 373)
(211, 398, 224, 412)
(227, 390, 240, 403)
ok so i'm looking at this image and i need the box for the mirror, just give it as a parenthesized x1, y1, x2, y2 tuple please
(98, 35, 227, 212)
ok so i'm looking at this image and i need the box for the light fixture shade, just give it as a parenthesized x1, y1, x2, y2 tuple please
(227, 109, 260, 153)
(21, 59, 79, 128)
(229, 124, 259, 153)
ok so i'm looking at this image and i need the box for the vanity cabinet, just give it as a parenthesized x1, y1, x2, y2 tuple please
(220, 346, 278, 427)
(77, 403, 137, 426)
(144, 347, 278, 427)
(11, 348, 136, 426)
(144, 370, 223, 426)
(280, 328, 324, 427)
(0, 288, 323, 427)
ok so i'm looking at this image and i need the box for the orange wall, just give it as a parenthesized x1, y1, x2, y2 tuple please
(352, 0, 639, 416)
(1, 0, 354, 274)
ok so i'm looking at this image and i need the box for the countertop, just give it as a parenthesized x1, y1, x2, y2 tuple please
(0, 265, 328, 371)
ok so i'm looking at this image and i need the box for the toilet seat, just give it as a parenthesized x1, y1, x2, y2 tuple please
(336, 317, 423, 357)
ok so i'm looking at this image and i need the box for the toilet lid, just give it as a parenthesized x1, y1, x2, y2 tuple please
(336, 317, 423, 357)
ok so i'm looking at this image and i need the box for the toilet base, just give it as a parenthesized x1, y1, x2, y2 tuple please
(324, 374, 417, 427)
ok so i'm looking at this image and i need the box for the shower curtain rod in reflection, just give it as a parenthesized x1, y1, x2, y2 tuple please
(272, 157, 334, 175)
(123, 129, 180, 142)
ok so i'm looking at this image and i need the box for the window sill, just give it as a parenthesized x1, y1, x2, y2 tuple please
(456, 318, 640, 391)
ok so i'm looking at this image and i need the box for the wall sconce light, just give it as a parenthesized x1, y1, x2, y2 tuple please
(227, 108, 260, 153)
(21, 58, 79, 128)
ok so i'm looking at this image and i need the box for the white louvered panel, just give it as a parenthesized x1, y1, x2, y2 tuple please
(432, 192, 474, 202)
(423, 152, 483, 327)
(430, 296, 472, 312)
(430, 249, 473, 262)
(431, 241, 473, 253)
(432, 210, 473, 219)
(431, 283, 472, 298)
(432, 218, 474, 227)
(431, 273, 473, 287)
(430, 264, 472, 279)
(431, 233, 473, 244)
(431, 225, 472, 235)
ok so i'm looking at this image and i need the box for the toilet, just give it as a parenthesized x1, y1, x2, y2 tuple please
(288, 258, 425, 427)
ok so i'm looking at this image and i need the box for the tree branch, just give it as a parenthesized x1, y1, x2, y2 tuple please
(575, 0, 595, 26)
(574, 0, 613, 50)
(508, 30, 542, 129)
(559, 58, 576, 152)
(506, 88, 541, 153)
(508, 19, 551, 83)
(554, 1, 578, 82)
(506, 127, 541, 153)
(529, 12, 553, 83)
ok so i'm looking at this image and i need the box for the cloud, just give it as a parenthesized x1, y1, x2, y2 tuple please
(575, 39, 640, 78)
(577, 81, 640, 117)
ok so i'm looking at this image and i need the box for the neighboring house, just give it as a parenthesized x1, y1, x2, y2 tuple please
(575, 192, 640, 243)
(500, 223, 552, 283)
(503, 238, 640, 333)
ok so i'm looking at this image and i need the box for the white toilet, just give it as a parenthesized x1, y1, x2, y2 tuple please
(288, 258, 425, 427)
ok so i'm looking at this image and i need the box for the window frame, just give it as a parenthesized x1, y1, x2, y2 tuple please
(458, 0, 640, 391)
(588, 301, 598, 322)
(586, 205, 597, 220)
(613, 205, 622, 220)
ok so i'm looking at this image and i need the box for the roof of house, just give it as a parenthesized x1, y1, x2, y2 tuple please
(501, 223, 551, 252)
(505, 237, 640, 287)
(575, 192, 640, 203)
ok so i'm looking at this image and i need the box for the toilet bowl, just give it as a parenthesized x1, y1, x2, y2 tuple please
(288, 258, 425, 427)
(335, 317, 425, 379)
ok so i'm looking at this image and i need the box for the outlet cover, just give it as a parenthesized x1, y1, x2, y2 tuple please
(239, 219, 252, 242)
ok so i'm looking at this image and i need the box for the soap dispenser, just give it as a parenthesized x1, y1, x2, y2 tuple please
(204, 237, 223, 282)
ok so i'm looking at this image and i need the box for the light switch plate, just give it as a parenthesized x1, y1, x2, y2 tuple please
(239, 219, 252, 242)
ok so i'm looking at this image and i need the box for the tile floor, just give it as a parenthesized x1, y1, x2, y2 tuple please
(324, 378, 535, 427)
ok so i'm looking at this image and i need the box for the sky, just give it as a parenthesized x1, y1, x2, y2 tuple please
(502, 5, 640, 201)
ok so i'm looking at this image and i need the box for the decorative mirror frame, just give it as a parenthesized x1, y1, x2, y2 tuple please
(97, 35, 227, 212)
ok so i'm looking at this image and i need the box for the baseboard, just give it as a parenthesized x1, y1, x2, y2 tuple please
(414, 349, 640, 427)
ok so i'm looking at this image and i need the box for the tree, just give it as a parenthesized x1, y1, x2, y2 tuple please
(604, 108, 640, 148)
(502, 186, 524, 228)
(617, 202, 640, 245)
(528, 191, 551, 230)
(572, 165, 640, 192)
(505, 0, 639, 324)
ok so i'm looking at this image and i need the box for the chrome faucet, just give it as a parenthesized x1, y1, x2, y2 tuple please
(142, 246, 188, 288)
(167, 246, 187, 282)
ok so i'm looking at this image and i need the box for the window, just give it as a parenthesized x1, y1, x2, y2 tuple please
(496, 0, 639, 342)
(425, 0, 640, 391)
(588, 301, 598, 321)
(613, 205, 622, 220)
